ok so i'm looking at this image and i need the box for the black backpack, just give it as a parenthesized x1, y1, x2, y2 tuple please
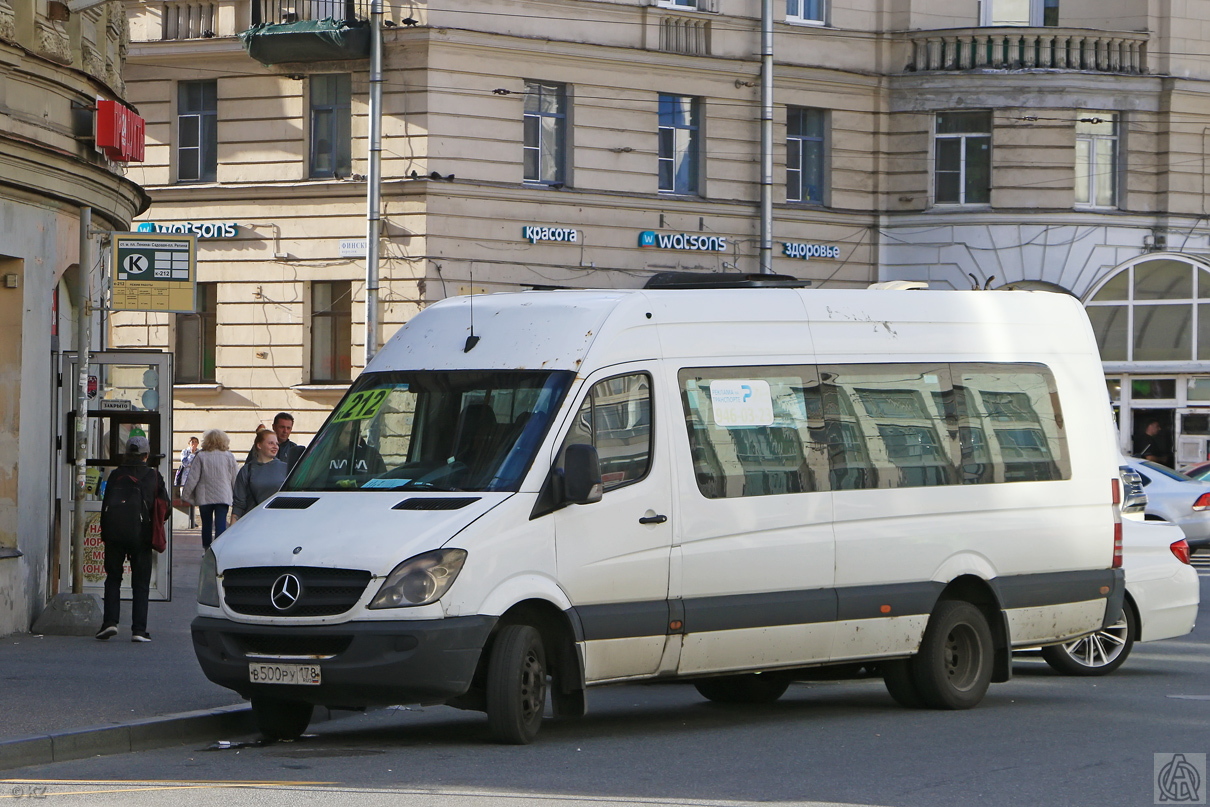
(101, 466, 153, 543)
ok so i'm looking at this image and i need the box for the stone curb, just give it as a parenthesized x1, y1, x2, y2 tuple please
(0, 703, 256, 772)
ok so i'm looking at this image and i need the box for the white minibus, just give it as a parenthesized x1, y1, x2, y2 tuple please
(193, 283, 1126, 743)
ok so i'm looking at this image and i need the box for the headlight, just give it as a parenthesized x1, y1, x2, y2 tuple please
(368, 548, 467, 609)
(197, 548, 220, 607)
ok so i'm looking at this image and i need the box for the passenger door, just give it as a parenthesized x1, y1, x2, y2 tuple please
(672, 364, 837, 675)
(551, 365, 673, 682)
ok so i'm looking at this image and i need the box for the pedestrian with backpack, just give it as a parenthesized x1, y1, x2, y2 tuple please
(181, 428, 238, 550)
(96, 435, 170, 643)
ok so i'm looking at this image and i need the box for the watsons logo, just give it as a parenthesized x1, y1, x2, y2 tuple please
(638, 231, 728, 252)
(523, 225, 578, 244)
(782, 242, 840, 260)
(137, 221, 238, 239)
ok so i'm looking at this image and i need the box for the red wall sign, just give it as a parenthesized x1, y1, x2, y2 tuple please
(95, 99, 146, 162)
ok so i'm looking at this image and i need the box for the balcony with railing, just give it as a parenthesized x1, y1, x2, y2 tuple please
(903, 28, 1148, 74)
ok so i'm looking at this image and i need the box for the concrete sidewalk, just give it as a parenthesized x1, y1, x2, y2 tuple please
(0, 528, 255, 769)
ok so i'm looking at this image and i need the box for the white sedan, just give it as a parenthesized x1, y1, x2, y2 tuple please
(1123, 457, 1210, 551)
(1038, 515, 1200, 676)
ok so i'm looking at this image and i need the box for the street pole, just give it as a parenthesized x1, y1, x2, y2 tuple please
(72, 206, 92, 595)
(758, 0, 774, 274)
(364, 0, 383, 366)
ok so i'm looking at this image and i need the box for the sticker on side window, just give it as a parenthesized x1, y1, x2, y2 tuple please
(709, 380, 774, 427)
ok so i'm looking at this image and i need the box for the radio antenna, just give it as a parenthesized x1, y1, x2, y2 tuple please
(464, 263, 479, 352)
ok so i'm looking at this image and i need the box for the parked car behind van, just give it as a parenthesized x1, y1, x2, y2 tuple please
(1122, 457, 1210, 551)
(1036, 515, 1198, 675)
(192, 285, 1125, 743)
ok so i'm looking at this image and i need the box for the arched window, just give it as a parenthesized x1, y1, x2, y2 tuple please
(1084, 256, 1210, 362)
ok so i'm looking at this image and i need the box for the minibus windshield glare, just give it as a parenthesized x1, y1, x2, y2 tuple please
(286, 370, 575, 492)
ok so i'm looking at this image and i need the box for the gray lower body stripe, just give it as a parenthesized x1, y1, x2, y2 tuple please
(569, 569, 1116, 642)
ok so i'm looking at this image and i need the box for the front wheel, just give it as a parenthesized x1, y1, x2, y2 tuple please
(912, 600, 993, 710)
(250, 696, 313, 741)
(1040, 603, 1136, 676)
(693, 673, 790, 704)
(486, 624, 548, 744)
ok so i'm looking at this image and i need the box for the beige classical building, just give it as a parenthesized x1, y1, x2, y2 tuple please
(1, 0, 148, 634)
(119, 0, 1210, 469)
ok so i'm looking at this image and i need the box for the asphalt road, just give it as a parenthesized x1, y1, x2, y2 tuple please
(5, 568, 1208, 807)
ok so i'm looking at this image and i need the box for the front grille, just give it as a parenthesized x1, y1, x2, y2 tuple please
(393, 496, 481, 511)
(222, 566, 372, 617)
(235, 634, 353, 658)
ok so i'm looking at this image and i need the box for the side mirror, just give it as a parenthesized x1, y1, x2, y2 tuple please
(563, 444, 603, 505)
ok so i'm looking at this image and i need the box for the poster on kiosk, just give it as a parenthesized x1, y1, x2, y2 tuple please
(59, 351, 173, 601)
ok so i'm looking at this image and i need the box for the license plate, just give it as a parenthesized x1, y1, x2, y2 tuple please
(248, 662, 321, 686)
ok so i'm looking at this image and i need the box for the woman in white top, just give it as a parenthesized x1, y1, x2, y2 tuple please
(182, 428, 239, 549)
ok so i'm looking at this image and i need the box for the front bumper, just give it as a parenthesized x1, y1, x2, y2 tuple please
(191, 615, 497, 707)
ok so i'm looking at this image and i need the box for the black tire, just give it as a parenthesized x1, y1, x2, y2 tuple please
(911, 600, 994, 710)
(880, 659, 926, 708)
(250, 696, 313, 741)
(486, 624, 548, 744)
(693, 673, 790, 704)
(1040, 602, 1136, 676)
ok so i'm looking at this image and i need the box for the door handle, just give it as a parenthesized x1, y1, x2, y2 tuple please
(639, 514, 668, 525)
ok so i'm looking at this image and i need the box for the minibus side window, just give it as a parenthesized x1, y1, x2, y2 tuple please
(825, 364, 957, 490)
(678, 365, 825, 499)
(559, 373, 653, 491)
(955, 364, 1069, 482)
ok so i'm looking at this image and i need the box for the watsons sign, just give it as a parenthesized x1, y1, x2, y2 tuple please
(137, 221, 238, 239)
(638, 231, 728, 252)
(522, 225, 578, 244)
(782, 242, 840, 260)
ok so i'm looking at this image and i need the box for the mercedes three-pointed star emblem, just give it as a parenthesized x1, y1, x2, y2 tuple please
(270, 573, 302, 611)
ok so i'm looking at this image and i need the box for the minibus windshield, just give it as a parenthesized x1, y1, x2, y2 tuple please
(286, 370, 575, 492)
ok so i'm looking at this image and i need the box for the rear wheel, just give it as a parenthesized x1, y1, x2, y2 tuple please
(1040, 603, 1136, 676)
(693, 673, 790, 704)
(486, 624, 548, 744)
(250, 696, 313, 741)
(911, 600, 994, 710)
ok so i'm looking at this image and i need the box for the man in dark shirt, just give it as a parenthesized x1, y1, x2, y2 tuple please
(1134, 419, 1173, 467)
(247, 412, 306, 472)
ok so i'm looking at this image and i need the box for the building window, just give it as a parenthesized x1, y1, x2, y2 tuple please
(934, 111, 991, 205)
(1086, 258, 1210, 363)
(658, 0, 697, 8)
(658, 94, 700, 195)
(175, 282, 217, 383)
(177, 81, 217, 182)
(310, 74, 352, 179)
(312, 280, 352, 383)
(1075, 114, 1117, 208)
(787, 107, 826, 204)
(786, 0, 824, 23)
(523, 81, 567, 185)
(980, 0, 1058, 25)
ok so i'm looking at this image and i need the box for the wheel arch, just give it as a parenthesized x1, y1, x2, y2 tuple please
(938, 574, 1011, 684)
(461, 598, 586, 718)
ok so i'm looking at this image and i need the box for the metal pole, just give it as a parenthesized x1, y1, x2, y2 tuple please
(72, 207, 92, 595)
(758, 0, 774, 274)
(364, 0, 383, 365)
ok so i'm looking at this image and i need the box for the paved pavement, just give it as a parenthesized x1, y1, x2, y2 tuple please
(0, 528, 255, 769)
